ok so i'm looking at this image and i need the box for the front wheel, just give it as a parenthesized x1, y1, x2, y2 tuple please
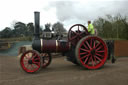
(75, 35, 108, 69)
(20, 50, 42, 73)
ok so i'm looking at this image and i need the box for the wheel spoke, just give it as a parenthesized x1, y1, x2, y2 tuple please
(80, 53, 90, 59)
(84, 56, 89, 64)
(96, 53, 103, 57)
(80, 52, 88, 55)
(32, 53, 36, 59)
(96, 50, 105, 53)
(29, 65, 33, 70)
(79, 32, 85, 35)
(96, 45, 103, 51)
(78, 25, 80, 31)
(95, 42, 101, 48)
(94, 55, 98, 64)
(26, 64, 30, 68)
(93, 39, 96, 48)
(71, 31, 77, 35)
(35, 64, 40, 68)
(83, 43, 89, 49)
(33, 61, 40, 65)
(86, 41, 92, 49)
(70, 35, 77, 41)
(95, 55, 102, 62)
(90, 38, 93, 48)
(91, 55, 95, 66)
(87, 56, 91, 64)
(80, 48, 90, 52)
(31, 64, 35, 69)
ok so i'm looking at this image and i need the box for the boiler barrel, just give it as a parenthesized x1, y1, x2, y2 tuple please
(32, 39, 70, 53)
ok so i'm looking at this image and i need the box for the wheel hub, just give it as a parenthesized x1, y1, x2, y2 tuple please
(28, 60, 33, 64)
(91, 49, 95, 55)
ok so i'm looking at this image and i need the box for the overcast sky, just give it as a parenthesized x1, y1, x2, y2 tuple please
(0, 0, 128, 31)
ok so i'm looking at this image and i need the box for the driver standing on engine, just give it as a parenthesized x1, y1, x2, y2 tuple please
(88, 21, 95, 35)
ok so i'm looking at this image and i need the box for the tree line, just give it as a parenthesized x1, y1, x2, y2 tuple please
(0, 14, 128, 40)
(93, 14, 128, 40)
(0, 22, 66, 38)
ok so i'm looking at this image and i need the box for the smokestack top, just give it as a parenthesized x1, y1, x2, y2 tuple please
(34, 11, 40, 13)
(34, 11, 40, 40)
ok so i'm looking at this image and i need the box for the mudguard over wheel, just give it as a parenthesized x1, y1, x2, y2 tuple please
(20, 50, 42, 73)
(75, 35, 108, 69)
(40, 53, 52, 68)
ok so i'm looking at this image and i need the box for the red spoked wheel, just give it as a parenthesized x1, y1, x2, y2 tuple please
(75, 35, 108, 69)
(20, 50, 42, 73)
(68, 24, 89, 46)
(40, 53, 52, 68)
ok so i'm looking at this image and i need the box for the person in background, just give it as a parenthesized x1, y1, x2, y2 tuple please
(88, 21, 95, 35)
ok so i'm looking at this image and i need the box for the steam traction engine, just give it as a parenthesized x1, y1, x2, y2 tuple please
(20, 12, 115, 73)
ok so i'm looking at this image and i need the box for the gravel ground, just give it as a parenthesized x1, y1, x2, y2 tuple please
(0, 55, 128, 85)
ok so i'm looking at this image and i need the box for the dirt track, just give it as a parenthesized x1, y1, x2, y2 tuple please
(0, 55, 128, 85)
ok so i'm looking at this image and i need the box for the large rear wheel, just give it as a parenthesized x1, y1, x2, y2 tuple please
(75, 35, 108, 69)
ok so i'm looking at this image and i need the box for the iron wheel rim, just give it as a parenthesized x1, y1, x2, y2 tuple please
(20, 50, 41, 73)
(78, 36, 108, 69)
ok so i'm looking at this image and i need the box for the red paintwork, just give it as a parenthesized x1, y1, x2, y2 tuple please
(78, 36, 108, 69)
(20, 50, 41, 73)
(42, 40, 70, 53)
